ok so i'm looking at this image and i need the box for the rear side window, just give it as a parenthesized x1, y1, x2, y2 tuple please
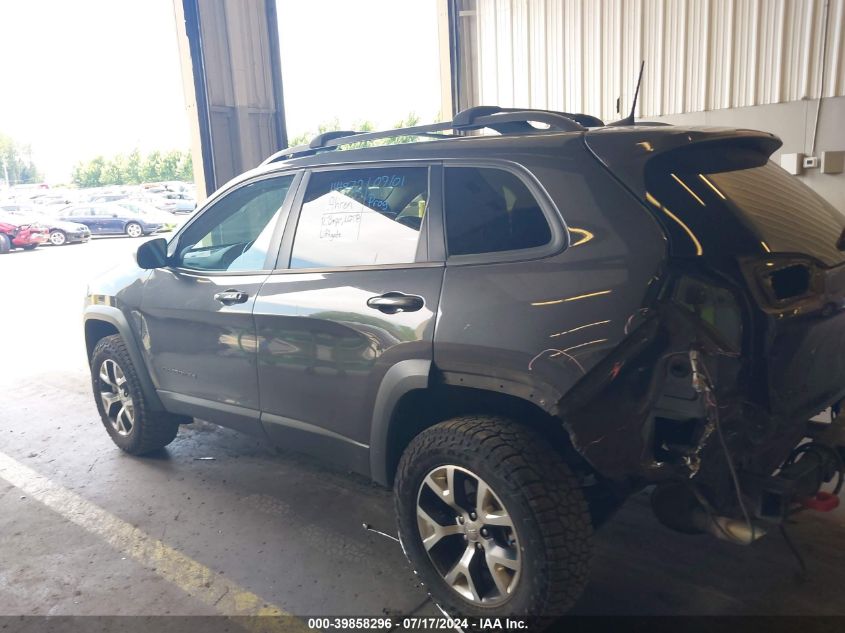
(290, 167, 427, 268)
(444, 167, 551, 256)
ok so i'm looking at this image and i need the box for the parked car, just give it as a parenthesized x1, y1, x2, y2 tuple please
(43, 217, 92, 245)
(0, 212, 48, 252)
(83, 107, 845, 617)
(137, 193, 178, 213)
(113, 201, 180, 231)
(156, 191, 196, 214)
(57, 203, 164, 237)
(0, 207, 91, 246)
(31, 194, 74, 207)
(89, 193, 128, 204)
(0, 204, 28, 214)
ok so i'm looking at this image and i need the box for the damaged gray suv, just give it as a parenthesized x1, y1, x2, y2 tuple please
(83, 106, 845, 617)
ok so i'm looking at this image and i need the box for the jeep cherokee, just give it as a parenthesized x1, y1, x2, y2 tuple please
(83, 107, 845, 617)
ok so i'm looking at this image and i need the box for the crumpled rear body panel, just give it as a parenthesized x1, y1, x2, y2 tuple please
(564, 125, 845, 494)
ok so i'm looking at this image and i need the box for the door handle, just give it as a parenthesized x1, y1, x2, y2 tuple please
(366, 292, 424, 314)
(214, 289, 249, 305)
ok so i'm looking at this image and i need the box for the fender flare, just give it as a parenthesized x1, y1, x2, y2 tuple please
(84, 305, 165, 411)
(369, 359, 432, 486)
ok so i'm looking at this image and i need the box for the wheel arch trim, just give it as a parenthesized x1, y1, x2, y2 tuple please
(369, 359, 432, 486)
(438, 370, 562, 416)
(369, 362, 568, 486)
(84, 305, 164, 411)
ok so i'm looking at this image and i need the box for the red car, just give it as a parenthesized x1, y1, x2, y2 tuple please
(0, 214, 49, 253)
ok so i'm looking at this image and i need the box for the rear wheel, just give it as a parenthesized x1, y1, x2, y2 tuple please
(394, 416, 593, 617)
(91, 334, 181, 454)
(0, 234, 11, 253)
(125, 222, 143, 238)
(49, 230, 67, 246)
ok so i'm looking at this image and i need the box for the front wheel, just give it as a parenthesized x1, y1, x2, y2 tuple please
(125, 222, 143, 238)
(91, 334, 181, 454)
(49, 230, 67, 246)
(394, 416, 593, 617)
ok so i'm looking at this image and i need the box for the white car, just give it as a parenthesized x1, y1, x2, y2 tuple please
(114, 201, 181, 231)
(156, 191, 196, 214)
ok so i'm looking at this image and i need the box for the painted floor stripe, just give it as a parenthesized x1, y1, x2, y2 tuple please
(0, 450, 306, 631)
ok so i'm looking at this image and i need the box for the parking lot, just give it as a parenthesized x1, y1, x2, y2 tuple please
(2, 236, 845, 621)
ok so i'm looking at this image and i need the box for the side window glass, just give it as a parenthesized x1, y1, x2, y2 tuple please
(290, 167, 427, 269)
(176, 176, 294, 272)
(444, 167, 551, 256)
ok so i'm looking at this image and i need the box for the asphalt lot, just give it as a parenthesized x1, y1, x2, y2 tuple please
(1, 236, 845, 622)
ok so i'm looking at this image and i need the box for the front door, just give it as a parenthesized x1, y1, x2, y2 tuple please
(67, 207, 100, 233)
(138, 173, 299, 436)
(254, 165, 443, 468)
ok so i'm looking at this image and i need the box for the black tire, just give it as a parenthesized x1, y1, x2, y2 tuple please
(395, 416, 593, 617)
(125, 222, 143, 238)
(49, 230, 67, 246)
(22, 244, 38, 250)
(91, 334, 180, 454)
(0, 233, 10, 254)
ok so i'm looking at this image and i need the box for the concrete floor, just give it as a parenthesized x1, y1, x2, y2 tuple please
(1, 236, 845, 621)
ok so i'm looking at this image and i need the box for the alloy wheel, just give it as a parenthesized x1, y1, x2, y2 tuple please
(416, 465, 521, 605)
(49, 231, 66, 246)
(97, 359, 135, 436)
(126, 223, 142, 238)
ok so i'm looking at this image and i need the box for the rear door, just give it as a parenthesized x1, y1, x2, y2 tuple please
(254, 164, 444, 470)
(96, 205, 125, 234)
(138, 173, 299, 436)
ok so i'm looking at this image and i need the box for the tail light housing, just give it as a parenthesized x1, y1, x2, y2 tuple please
(745, 256, 818, 309)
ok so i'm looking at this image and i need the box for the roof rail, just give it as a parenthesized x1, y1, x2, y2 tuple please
(308, 130, 358, 148)
(457, 106, 604, 128)
(262, 106, 601, 164)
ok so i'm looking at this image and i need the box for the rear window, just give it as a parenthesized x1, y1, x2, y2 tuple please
(289, 167, 427, 268)
(444, 167, 551, 256)
(708, 162, 845, 266)
(646, 151, 845, 267)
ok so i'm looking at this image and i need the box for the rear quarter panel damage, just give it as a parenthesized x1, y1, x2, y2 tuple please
(433, 146, 669, 474)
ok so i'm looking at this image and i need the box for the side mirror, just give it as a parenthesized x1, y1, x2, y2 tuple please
(136, 237, 169, 269)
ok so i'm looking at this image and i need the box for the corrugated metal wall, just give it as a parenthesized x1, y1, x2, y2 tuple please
(462, 0, 845, 122)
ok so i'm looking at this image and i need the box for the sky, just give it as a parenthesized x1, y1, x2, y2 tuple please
(0, 0, 443, 184)
(277, 0, 442, 138)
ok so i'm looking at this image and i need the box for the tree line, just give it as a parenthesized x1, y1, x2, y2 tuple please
(287, 113, 426, 149)
(5, 112, 427, 190)
(0, 133, 41, 186)
(71, 149, 193, 188)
